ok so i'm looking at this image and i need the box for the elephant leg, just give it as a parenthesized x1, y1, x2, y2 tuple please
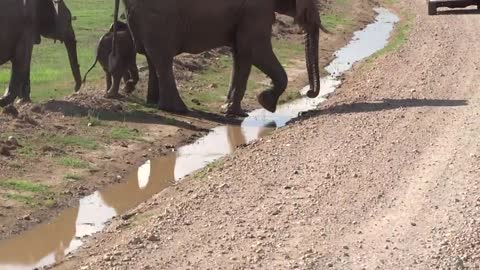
(226, 51, 252, 117)
(129, 63, 139, 86)
(146, 56, 159, 105)
(122, 72, 134, 94)
(17, 70, 32, 104)
(105, 73, 122, 99)
(0, 34, 34, 107)
(105, 72, 113, 92)
(253, 45, 288, 113)
(154, 57, 187, 113)
(124, 63, 139, 94)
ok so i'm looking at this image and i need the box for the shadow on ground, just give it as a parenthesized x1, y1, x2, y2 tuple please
(41, 99, 243, 132)
(291, 98, 468, 123)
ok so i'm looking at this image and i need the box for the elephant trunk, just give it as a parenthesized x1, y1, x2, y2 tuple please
(305, 26, 320, 98)
(64, 36, 82, 92)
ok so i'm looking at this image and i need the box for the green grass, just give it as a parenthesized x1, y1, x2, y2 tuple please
(63, 173, 84, 181)
(193, 159, 225, 180)
(45, 134, 98, 150)
(322, 14, 353, 32)
(368, 9, 414, 62)
(110, 127, 141, 140)
(180, 38, 304, 111)
(0, 179, 49, 193)
(0, 0, 346, 110)
(321, 0, 354, 32)
(164, 117, 177, 125)
(0, 0, 130, 102)
(57, 156, 90, 169)
(0, 179, 53, 207)
(6, 193, 36, 206)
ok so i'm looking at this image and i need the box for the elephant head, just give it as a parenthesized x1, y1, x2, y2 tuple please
(36, 0, 82, 91)
(276, 0, 322, 98)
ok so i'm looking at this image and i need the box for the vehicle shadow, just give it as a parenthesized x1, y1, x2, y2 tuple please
(437, 9, 480, 15)
(293, 98, 468, 120)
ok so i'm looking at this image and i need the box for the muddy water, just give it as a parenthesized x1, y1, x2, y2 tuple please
(0, 8, 398, 270)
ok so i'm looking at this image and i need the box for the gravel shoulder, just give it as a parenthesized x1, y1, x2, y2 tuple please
(56, 0, 480, 269)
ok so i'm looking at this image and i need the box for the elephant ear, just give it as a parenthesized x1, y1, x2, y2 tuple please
(294, 0, 320, 30)
(52, 0, 60, 15)
(51, 0, 73, 41)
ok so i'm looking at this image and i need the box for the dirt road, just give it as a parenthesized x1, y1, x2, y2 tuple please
(55, 0, 480, 269)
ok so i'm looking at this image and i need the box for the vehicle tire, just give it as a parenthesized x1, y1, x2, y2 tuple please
(428, 1, 437, 15)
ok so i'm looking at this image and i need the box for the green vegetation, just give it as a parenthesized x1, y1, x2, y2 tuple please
(323, 14, 353, 32)
(0, 179, 54, 207)
(0, 0, 354, 111)
(181, 38, 304, 111)
(110, 127, 141, 140)
(0, 0, 130, 102)
(63, 173, 84, 181)
(164, 117, 177, 125)
(5, 193, 36, 206)
(193, 159, 225, 180)
(0, 179, 49, 193)
(45, 134, 98, 150)
(368, 9, 414, 62)
(57, 156, 90, 169)
(321, 0, 354, 32)
(16, 142, 37, 159)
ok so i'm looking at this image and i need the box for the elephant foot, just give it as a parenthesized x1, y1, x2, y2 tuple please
(158, 98, 188, 114)
(146, 98, 157, 106)
(105, 92, 122, 99)
(224, 104, 249, 118)
(0, 94, 16, 108)
(257, 90, 279, 113)
(74, 82, 82, 92)
(124, 83, 136, 94)
(16, 98, 32, 105)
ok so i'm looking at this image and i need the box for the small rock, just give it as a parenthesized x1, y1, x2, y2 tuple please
(0, 146, 10, 156)
(103, 255, 112, 262)
(410, 222, 417, 227)
(7, 136, 19, 146)
(19, 214, 31, 221)
(129, 237, 143, 245)
(147, 234, 160, 242)
(324, 173, 332, 179)
(121, 212, 136, 220)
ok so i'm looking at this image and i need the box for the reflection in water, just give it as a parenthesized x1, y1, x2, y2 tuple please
(0, 8, 399, 270)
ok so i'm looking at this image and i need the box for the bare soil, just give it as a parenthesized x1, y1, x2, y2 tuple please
(53, 0, 480, 269)
(0, 0, 375, 243)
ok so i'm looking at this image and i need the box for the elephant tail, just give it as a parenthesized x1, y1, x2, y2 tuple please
(82, 34, 107, 84)
(82, 58, 98, 85)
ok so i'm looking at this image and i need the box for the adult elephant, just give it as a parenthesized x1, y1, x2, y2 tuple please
(112, 0, 322, 116)
(0, 0, 82, 107)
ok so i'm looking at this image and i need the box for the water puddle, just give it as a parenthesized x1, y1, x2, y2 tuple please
(0, 8, 398, 270)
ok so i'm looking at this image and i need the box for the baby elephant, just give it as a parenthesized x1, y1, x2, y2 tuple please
(83, 21, 138, 98)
